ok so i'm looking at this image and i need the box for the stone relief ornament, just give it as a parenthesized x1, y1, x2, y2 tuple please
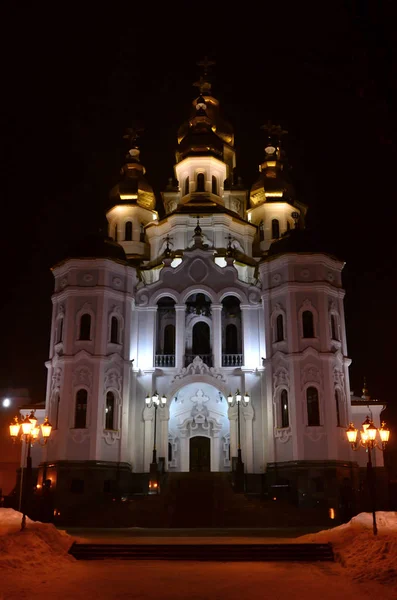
(60, 278, 68, 289)
(104, 368, 122, 393)
(273, 367, 290, 390)
(83, 273, 94, 283)
(300, 269, 310, 278)
(171, 356, 227, 384)
(327, 272, 335, 282)
(58, 304, 65, 316)
(73, 367, 93, 390)
(329, 299, 337, 312)
(103, 429, 120, 445)
(70, 429, 90, 444)
(333, 368, 345, 389)
(272, 273, 282, 284)
(301, 364, 322, 389)
(113, 277, 122, 288)
(51, 367, 62, 393)
(274, 426, 292, 444)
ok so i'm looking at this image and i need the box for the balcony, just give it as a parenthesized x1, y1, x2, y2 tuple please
(222, 354, 243, 367)
(155, 354, 175, 368)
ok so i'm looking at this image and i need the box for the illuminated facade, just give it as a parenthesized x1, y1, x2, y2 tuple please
(38, 73, 381, 516)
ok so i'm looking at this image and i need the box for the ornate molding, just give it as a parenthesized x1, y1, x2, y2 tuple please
(73, 366, 92, 390)
(304, 427, 326, 442)
(104, 367, 122, 394)
(51, 367, 62, 394)
(102, 429, 120, 445)
(170, 356, 227, 384)
(69, 429, 90, 444)
(274, 426, 292, 444)
(273, 366, 290, 390)
(301, 363, 322, 389)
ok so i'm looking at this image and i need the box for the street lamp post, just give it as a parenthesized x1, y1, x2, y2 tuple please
(9, 412, 52, 531)
(228, 390, 250, 492)
(145, 392, 166, 493)
(346, 417, 390, 536)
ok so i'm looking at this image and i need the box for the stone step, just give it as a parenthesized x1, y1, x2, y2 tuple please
(69, 542, 334, 562)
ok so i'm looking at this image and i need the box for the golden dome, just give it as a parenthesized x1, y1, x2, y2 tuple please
(109, 148, 156, 211)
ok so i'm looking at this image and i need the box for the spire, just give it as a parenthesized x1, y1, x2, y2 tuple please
(123, 124, 144, 164)
(361, 377, 370, 399)
(260, 121, 288, 160)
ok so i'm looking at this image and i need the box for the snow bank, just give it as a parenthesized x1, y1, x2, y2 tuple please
(299, 511, 397, 585)
(0, 508, 74, 570)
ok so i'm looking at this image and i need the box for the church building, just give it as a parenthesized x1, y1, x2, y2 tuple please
(36, 66, 384, 522)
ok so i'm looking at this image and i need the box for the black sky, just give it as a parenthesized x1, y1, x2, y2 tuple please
(0, 3, 396, 408)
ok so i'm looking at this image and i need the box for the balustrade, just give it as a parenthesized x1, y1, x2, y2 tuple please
(155, 354, 175, 367)
(222, 354, 243, 367)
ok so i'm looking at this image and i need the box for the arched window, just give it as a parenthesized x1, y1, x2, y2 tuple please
(276, 314, 284, 342)
(114, 223, 118, 242)
(192, 322, 210, 355)
(105, 391, 115, 430)
(75, 389, 88, 429)
(125, 221, 132, 241)
(212, 175, 217, 195)
(272, 219, 280, 239)
(110, 316, 119, 344)
(196, 173, 205, 192)
(168, 442, 173, 462)
(53, 393, 60, 430)
(335, 390, 341, 427)
(57, 318, 64, 343)
(184, 176, 189, 196)
(331, 314, 338, 340)
(307, 387, 320, 426)
(164, 324, 175, 355)
(79, 314, 91, 340)
(259, 221, 264, 241)
(302, 310, 314, 338)
(280, 389, 289, 428)
(140, 223, 145, 242)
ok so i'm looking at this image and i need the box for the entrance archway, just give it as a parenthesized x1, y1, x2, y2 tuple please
(189, 436, 210, 472)
(167, 382, 230, 473)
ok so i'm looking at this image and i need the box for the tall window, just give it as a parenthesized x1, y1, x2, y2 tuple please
(53, 393, 60, 430)
(75, 389, 88, 428)
(125, 221, 132, 241)
(276, 314, 284, 342)
(335, 390, 341, 427)
(302, 310, 314, 338)
(307, 387, 320, 426)
(184, 176, 189, 195)
(280, 389, 289, 428)
(110, 316, 119, 343)
(168, 442, 173, 462)
(331, 314, 338, 340)
(140, 223, 145, 242)
(105, 391, 115, 430)
(57, 318, 64, 343)
(225, 324, 238, 353)
(163, 324, 175, 355)
(196, 173, 205, 192)
(272, 219, 280, 239)
(212, 176, 217, 195)
(79, 314, 91, 340)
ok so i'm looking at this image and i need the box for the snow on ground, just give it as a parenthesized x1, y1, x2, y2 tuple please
(298, 511, 397, 585)
(0, 509, 397, 599)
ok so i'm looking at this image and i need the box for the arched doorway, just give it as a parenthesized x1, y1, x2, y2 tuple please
(167, 382, 230, 473)
(192, 322, 210, 355)
(189, 436, 210, 472)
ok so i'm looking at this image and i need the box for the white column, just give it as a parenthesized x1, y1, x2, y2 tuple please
(241, 305, 260, 369)
(212, 304, 222, 368)
(212, 434, 221, 471)
(243, 404, 254, 472)
(228, 405, 238, 459)
(179, 435, 189, 471)
(159, 406, 170, 468)
(175, 305, 186, 369)
(143, 405, 153, 472)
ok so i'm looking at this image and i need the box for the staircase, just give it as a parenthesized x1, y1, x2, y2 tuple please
(69, 541, 334, 562)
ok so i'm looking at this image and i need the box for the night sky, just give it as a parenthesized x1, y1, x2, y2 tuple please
(1, 4, 395, 414)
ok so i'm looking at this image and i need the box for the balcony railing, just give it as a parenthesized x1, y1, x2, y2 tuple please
(155, 354, 175, 368)
(222, 354, 243, 367)
(185, 354, 213, 367)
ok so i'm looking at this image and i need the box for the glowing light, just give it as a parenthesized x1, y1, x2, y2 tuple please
(2, 398, 10, 407)
(152, 213, 158, 220)
(119, 194, 138, 200)
(41, 416, 53, 439)
(265, 161, 277, 167)
(247, 213, 252, 222)
(171, 258, 182, 268)
(215, 257, 227, 268)
(379, 422, 390, 443)
(21, 414, 33, 435)
(9, 417, 20, 438)
(329, 508, 335, 519)
(346, 423, 358, 444)
(264, 191, 283, 197)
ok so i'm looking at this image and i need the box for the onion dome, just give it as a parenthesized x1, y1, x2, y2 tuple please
(57, 232, 128, 265)
(177, 98, 225, 160)
(250, 124, 297, 208)
(109, 140, 156, 211)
